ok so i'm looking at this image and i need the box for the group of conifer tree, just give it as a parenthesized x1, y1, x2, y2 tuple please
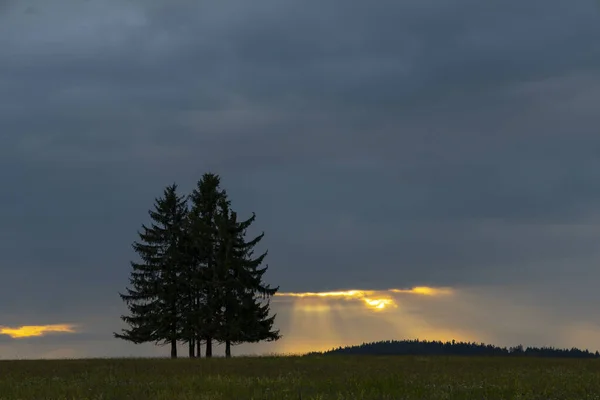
(114, 173, 280, 358)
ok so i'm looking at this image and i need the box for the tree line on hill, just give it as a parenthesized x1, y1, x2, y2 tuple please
(114, 173, 280, 359)
(309, 339, 600, 358)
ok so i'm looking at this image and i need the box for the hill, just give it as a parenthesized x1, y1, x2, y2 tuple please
(307, 339, 600, 358)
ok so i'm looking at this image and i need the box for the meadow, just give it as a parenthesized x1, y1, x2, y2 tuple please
(1, 355, 600, 399)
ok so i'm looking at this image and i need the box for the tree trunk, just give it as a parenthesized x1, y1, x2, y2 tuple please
(195, 296, 201, 358)
(188, 338, 195, 358)
(170, 339, 177, 359)
(225, 339, 231, 358)
(206, 337, 213, 358)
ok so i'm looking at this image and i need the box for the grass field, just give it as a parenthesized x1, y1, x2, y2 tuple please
(1, 355, 600, 399)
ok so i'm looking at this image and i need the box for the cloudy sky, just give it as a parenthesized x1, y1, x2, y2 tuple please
(2, 0, 600, 359)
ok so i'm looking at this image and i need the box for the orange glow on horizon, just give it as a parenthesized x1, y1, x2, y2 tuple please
(0, 324, 77, 338)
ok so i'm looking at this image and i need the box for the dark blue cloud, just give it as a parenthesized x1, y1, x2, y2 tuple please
(1, 0, 600, 357)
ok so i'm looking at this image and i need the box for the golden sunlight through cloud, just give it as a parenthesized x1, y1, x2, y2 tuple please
(269, 286, 469, 354)
(0, 324, 77, 338)
(276, 286, 453, 312)
(277, 289, 396, 311)
(390, 287, 454, 296)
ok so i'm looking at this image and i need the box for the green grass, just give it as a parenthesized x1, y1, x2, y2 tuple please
(1, 355, 600, 399)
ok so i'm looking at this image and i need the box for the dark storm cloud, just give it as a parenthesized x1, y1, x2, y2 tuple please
(1, 0, 600, 357)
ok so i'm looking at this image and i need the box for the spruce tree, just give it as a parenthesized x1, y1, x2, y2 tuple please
(177, 215, 199, 358)
(186, 173, 228, 358)
(114, 183, 189, 359)
(214, 198, 280, 358)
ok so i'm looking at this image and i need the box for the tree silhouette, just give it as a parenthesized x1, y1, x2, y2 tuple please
(115, 184, 189, 359)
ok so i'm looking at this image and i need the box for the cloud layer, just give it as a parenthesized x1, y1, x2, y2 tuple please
(1, 0, 600, 358)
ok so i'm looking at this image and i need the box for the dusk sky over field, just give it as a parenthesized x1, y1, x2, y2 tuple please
(2, 0, 600, 359)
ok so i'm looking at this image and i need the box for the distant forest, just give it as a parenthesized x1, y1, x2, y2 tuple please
(308, 339, 600, 359)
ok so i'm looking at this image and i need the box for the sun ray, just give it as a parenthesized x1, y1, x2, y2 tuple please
(278, 296, 342, 354)
(269, 286, 475, 354)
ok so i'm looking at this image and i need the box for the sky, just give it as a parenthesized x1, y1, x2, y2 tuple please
(1, 0, 600, 359)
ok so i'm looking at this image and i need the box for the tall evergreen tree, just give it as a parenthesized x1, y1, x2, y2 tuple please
(115, 173, 280, 359)
(186, 173, 228, 358)
(114, 184, 189, 359)
(214, 198, 280, 358)
(177, 215, 199, 358)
